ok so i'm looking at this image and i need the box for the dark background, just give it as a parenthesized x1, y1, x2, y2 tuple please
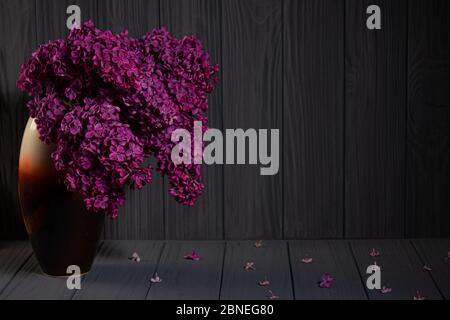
(0, 0, 449, 240)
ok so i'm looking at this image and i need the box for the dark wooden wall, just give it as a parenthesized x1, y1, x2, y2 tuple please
(0, 0, 449, 240)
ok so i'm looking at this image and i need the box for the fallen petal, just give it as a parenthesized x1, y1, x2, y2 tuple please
(413, 290, 426, 300)
(381, 286, 392, 294)
(423, 265, 432, 272)
(369, 248, 381, 257)
(301, 256, 313, 264)
(129, 252, 141, 262)
(318, 273, 335, 289)
(184, 251, 201, 261)
(267, 290, 279, 300)
(150, 273, 163, 283)
(244, 262, 256, 271)
(258, 278, 270, 286)
(254, 240, 263, 248)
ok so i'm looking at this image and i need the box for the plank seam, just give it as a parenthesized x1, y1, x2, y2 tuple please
(348, 241, 370, 300)
(0, 244, 33, 298)
(409, 239, 445, 300)
(286, 241, 296, 299)
(71, 240, 105, 300)
(217, 241, 227, 300)
(144, 241, 166, 299)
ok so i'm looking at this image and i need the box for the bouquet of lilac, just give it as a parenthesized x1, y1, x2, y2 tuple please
(17, 21, 218, 218)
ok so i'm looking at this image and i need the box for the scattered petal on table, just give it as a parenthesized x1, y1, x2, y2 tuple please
(413, 290, 426, 300)
(258, 277, 270, 286)
(301, 255, 313, 264)
(318, 273, 335, 289)
(254, 240, 263, 248)
(150, 273, 163, 283)
(184, 251, 201, 261)
(369, 248, 381, 257)
(244, 262, 256, 271)
(423, 265, 432, 272)
(128, 252, 141, 262)
(267, 290, 279, 300)
(380, 286, 392, 294)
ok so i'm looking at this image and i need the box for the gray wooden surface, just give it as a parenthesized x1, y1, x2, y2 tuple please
(412, 239, 450, 299)
(0, 242, 32, 294)
(351, 239, 443, 300)
(220, 241, 293, 300)
(73, 241, 163, 300)
(289, 240, 366, 299)
(0, 0, 36, 240)
(222, 0, 283, 239)
(0, 240, 449, 300)
(406, 0, 450, 237)
(146, 241, 224, 299)
(1, 0, 450, 240)
(283, 0, 344, 238)
(345, 0, 406, 237)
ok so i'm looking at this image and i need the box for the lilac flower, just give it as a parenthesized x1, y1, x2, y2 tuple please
(380, 285, 392, 294)
(183, 251, 201, 261)
(150, 273, 162, 283)
(244, 262, 256, 271)
(318, 273, 335, 289)
(369, 248, 381, 257)
(17, 21, 218, 217)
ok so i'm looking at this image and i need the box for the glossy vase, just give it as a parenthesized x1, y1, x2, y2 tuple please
(18, 117, 104, 276)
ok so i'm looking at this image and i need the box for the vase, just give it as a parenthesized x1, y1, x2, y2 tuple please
(18, 117, 104, 276)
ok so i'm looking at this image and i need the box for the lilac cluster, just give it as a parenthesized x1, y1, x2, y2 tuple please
(17, 22, 218, 217)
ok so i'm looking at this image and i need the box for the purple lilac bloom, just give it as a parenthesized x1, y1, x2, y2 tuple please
(17, 21, 218, 217)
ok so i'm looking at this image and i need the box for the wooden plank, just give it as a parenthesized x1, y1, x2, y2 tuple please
(289, 241, 367, 300)
(36, 0, 97, 43)
(0, 255, 75, 300)
(220, 241, 293, 300)
(146, 241, 224, 299)
(412, 239, 450, 299)
(222, 0, 282, 239)
(0, 242, 32, 295)
(351, 239, 442, 300)
(160, 0, 223, 240)
(283, 0, 344, 238)
(345, 0, 406, 237)
(0, 0, 36, 239)
(96, 0, 165, 240)
(73, 241, 163, 300)
(406, 0, 450, 237)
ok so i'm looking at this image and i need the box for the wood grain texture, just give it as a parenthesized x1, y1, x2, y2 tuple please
(222, 0, 282, 239)
(146, 241, 224, 299)
(283, 0, 344, 238)
(0, 0, 36, 240)
(160, 0, 223, 240)
(96, 0, 165, 240)
(0, 254, 75, 300)
(220, 241, 293, 300)
(289, 241, 366, 300)
(0, 242, 32, 294)
(412, 239, 450, 299)
(351, 239, 442, 300)
(345, 0, 407, 237)
(406, 0, 450, 237)
(73, 241, 163, 299)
